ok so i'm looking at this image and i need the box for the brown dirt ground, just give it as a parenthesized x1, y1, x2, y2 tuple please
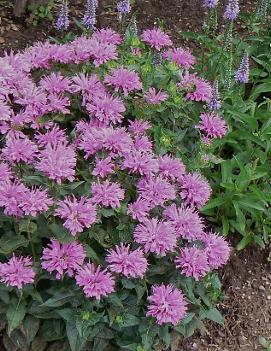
(1, 1, 271, 351)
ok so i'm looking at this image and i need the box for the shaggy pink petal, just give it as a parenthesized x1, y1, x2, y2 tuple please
(127, 197, 152, 221)
(145, 88, 168, 105)
(0, 255, 35, 289)
(20, 187, 53, 217)
(35, 124, 68, 147)
(55, 196, 97, 236)
(178, 73, 212, 103)
(40, 72, 73, 93)
(195, 112, 228, 139)
(0, 181, 28, 217)
(134, 218, 177, 256)
(75, 263, 115, 299)
(141, 28, 173, 51)
(201, 232, 231, 269)
(104, 67, 142, 96)
(166, 47, 196, 68)
(137, 176, 176, 206)
(159, 155, 186, 181)
(175, 247, 210, 281)
(106, 244, 148, 278)
(129, 120, 151, 135)
(86, 92, 125, 125)
(121, 150, 159, 176)
(92, 157, 115, 178)
(36, 142, 76, 184)
(3, 133, 38, 164)
(41, 239, 86, 279)
(147, 284, 188, 325)
(91, 180, 125, 208)
(163, 204, 204, 240)
(179, 173, 212, 209)
(92, 28, 122, 45)
(134, 136, 153, 152)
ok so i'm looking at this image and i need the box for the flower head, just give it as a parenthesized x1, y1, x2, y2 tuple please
(0, 180, 28, 217)
(147, 285, 188, 325)
(129, 120, 151, 135)
(3, 133, 38, 164)
(175, 247, 210, 281)
(36, 142, 76, 184)
(92, 157, 115, 177)
(104, 67, 142, 96)
(93, 28, 122, 45)
(82, 0, 97, 29)
(224, 0, 240, 20)
(235, 53, 249, 84)
(166, 48, 195, 69)
(203, 0, 219, 8)
(55, 196, 97, 236)
(134, 218, 177, 256)
(0, 255, 35, 289)
(91, 180, 125, 208)
(20, 187, 53, 217)
(106, 244, 148, 278)
(163, 204, 204, 241)
(179, 73, 212, 103)
(75, 263, 115, 299)
(201, 232, 231, 269)
(208, 81, 221, 111)
(196, 112, 228, 139)
(145, 88, 168, 105)
(56, 0, 69, 30)
(127, 197, 151, 221)
(41, 239, 86, 279)
(159, 155, 186, 181)
(179, 173, 212, 209)
(141, 28, 172, 51)
(137, 176, 176, 207)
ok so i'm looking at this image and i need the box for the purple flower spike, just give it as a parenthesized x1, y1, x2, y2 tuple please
(82, 0, 98, 30)
(117, 0, 131, 15)
(203, 0, 219, 9)
(56, 0, 69, 31)
(235, 52, 249, 84)
(224, 0, 240, 20)
(208, 81, 221, 111)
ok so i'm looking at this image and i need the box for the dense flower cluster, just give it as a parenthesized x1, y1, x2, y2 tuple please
(0, 27, 230, 328)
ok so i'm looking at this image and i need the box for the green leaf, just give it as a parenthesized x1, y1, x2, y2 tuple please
(40, 320, 65, 342)
(66, 323, 87, 351)
(41, 291, 75, 308)
(201, 308, 224, 326)
(20, 316, 40, 345)
(236, 234, 253, 251)
(0, 236, 29, 254)
(31, 337, 47, 351)
(7, 300, 26, 335)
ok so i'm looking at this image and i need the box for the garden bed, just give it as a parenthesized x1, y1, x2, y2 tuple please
(0, 1, 270, 351)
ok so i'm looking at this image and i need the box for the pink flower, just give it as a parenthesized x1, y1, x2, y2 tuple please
(129, 120, 151, 135)
(55, 196, 97, 236)
(141, 28, 172, 51)
(89, 39, 118, 67)
(86, 92, 125, 125)
(134, 218, 177, 256)
(36, 142, 76, 184)
(0, 181, 28, 217)
(175, 247, 210, 281)
(201, 232, 231, 269)
(163, 204, 204, 241)
(3, 133, 38, 164)
(121, 150, 159, 176)
(92, 28, 122, 45)
(0, 99, 11, 122)
(20, 187, 53, 217)
(104, 67, 142, 96)
(75, 263, 115, 299)
(91, 180, 125, 208)
(145, 88, 168, 105)
(127, 197, 151, 221)
(0, 255, 35, 289)
(41, 239, 86, 279)
(137, 176, 176, 207)
(147, 285, 188, 325)
(92, 157, 115, 178)
(179, 173, 212, 209)
(40, 72, 73, 94)
(166, 48, 195, 68)
(134, 136, 153, 152)
(35, 124, 68, 147)
(195, 112, 228, 139)
(159, 155, 186, 181)
(47, 93, 70, 114)
(178, 74, 212, 102)
(106, 244, 148, 278)
(0, 162, 12, 183)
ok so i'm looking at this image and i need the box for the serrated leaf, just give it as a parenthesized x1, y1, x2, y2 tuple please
(7, 300, 26, 335)
(20, 316, 40, 345)
(0, 236, 29, 254)
(66, 322, 87, 351)
(41, 291, 75, 308)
